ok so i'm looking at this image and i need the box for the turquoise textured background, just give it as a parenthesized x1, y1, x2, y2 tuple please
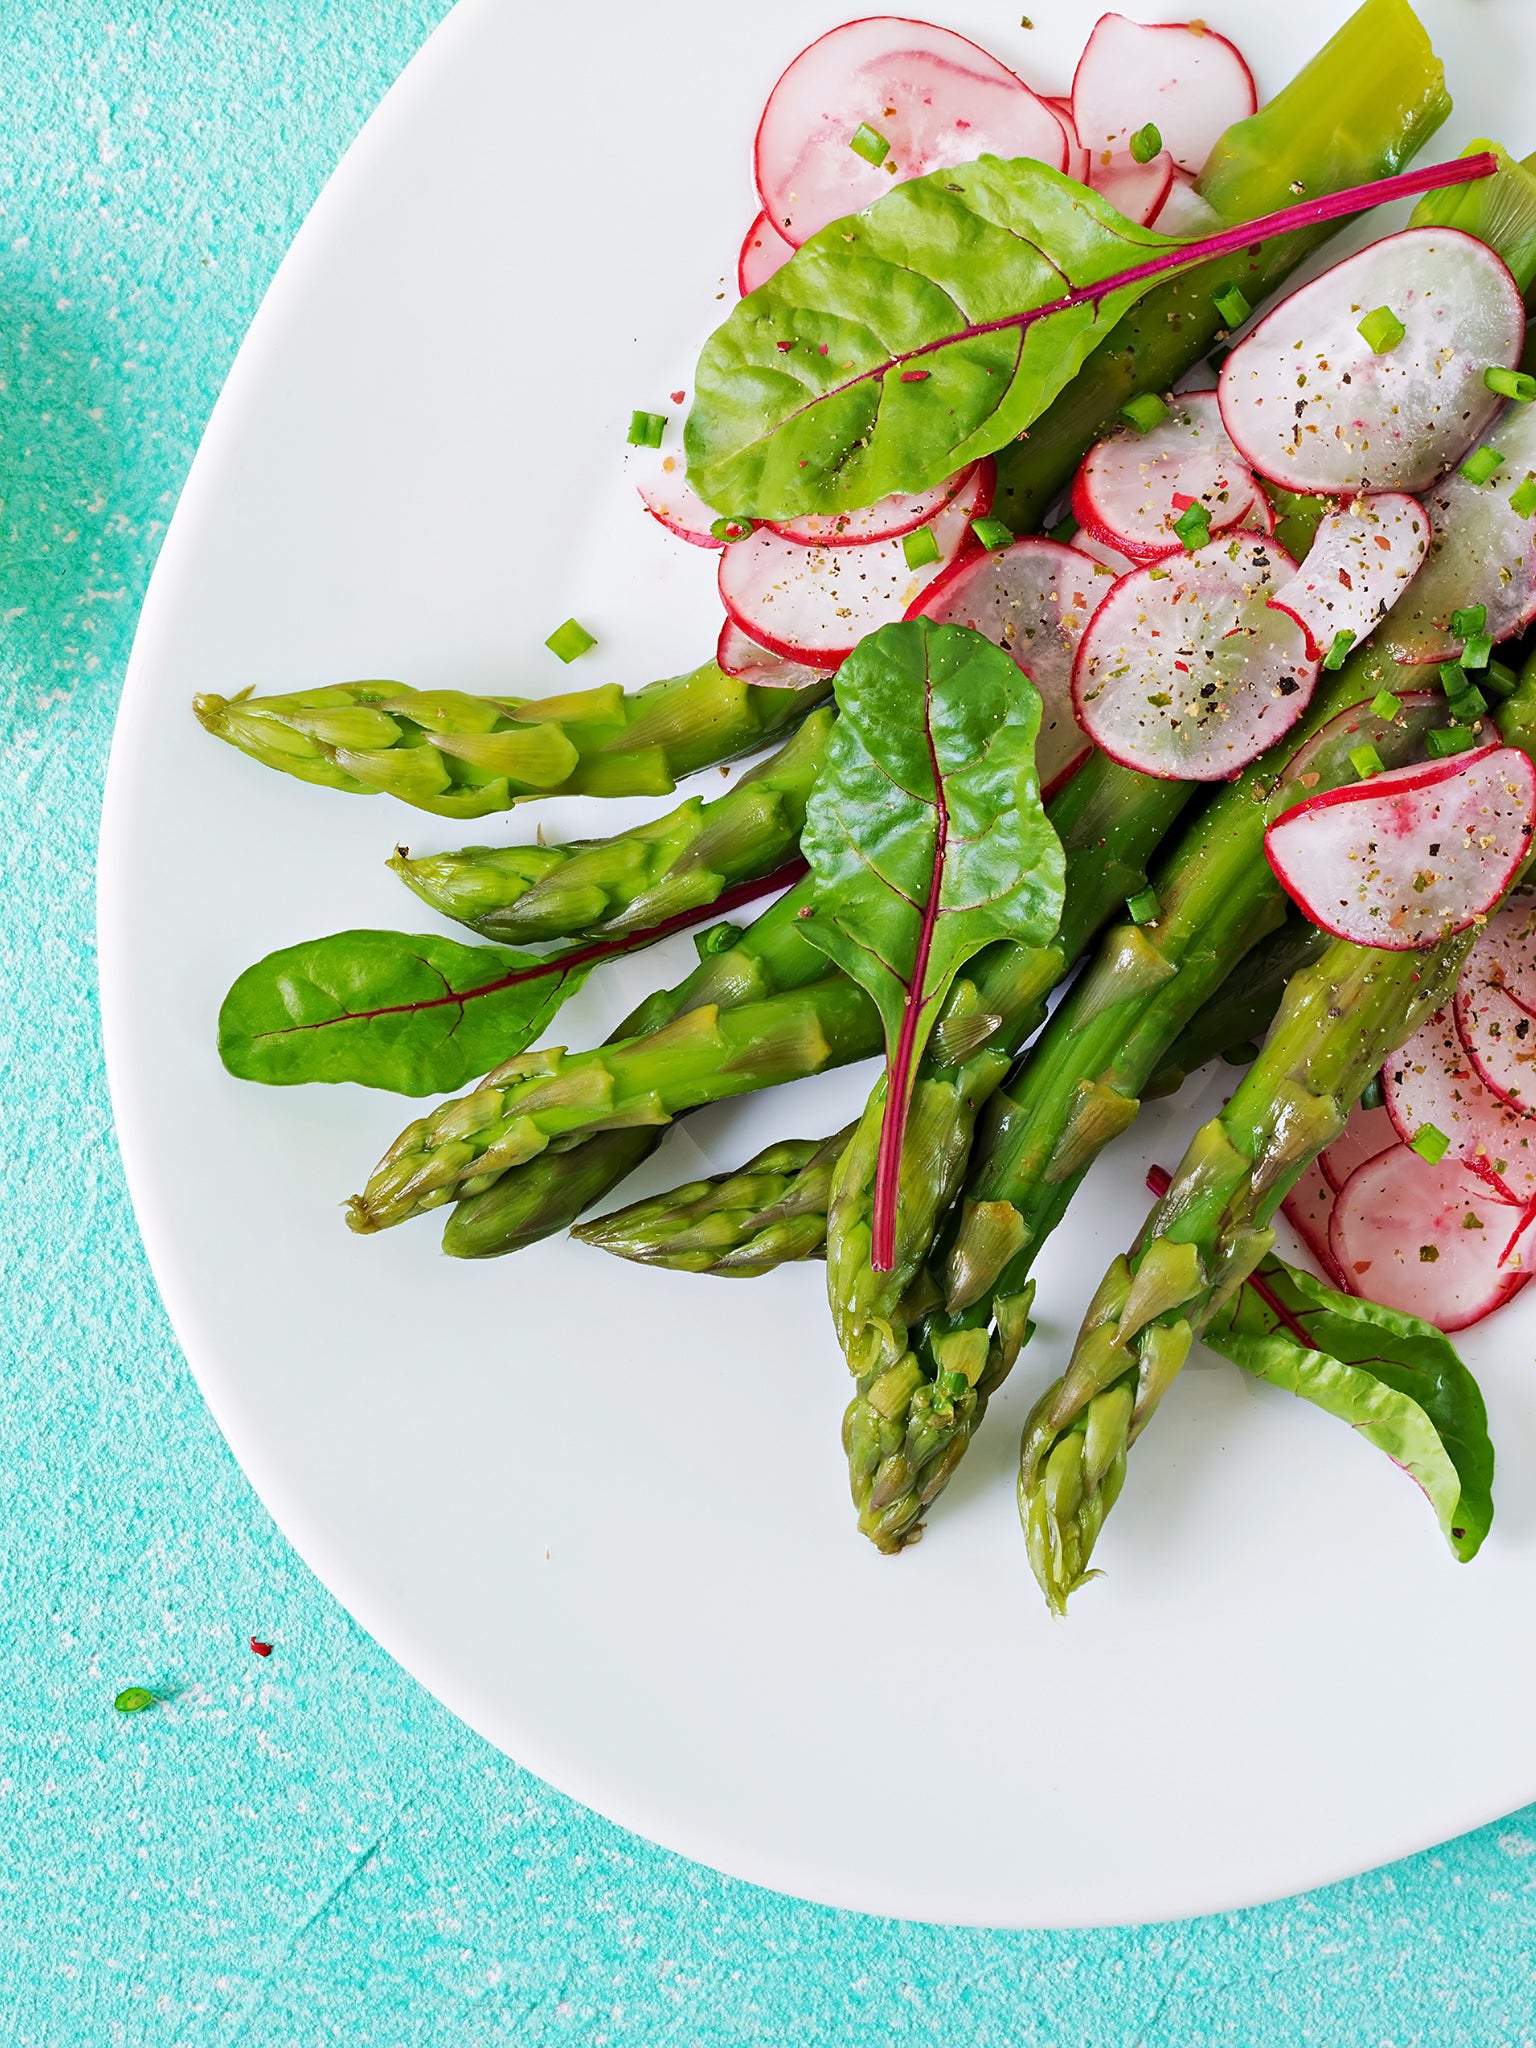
(7, 3, 1536, 2040)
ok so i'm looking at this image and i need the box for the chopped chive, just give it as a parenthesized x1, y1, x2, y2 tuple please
(970, 515, 1015, 552)
(1511, 473, 1536, 518)
(1120, 392, 1169, 435)
(709, 515, 754, 543)
(1448, 684, 1489, 722)
(1349, 743, 1384, 780)
(1360, 1073, 1385, 1112)
(1173, 501, 1211, 552)
(1427, 724, 1477, 758)
(1370, 690, 1403, 721)
(1485, 658, 1520, 701)
(849, 122, 891, 166)
(1439, 661, 1469, 698)
(1450, 603, 1488, 639)
(626, 409, 666, 449)
(1129, 122, 1162, 165)
(1211, 283, 1252, 329)
(1485, 365, 1536, 402)
(1411, 1124, 1450, 1165)
(545, 618, 597, 664)
(1126, 887, 1160, 926)
(1462, 632, 1494, 672)
(1460, 445, 1505, 486)
(1047, 512, 1080, 544)
(902, 524, 941, 570)
(114, 1687, 156, 1714)
(1357, 306, 1406, 354)
(1323, 628, 1356, 671)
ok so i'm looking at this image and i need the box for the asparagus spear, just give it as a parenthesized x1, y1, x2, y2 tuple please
(390, 708, 831, 942)
(1141, 917, 1330, 1101)
(194, 660, 832, 819)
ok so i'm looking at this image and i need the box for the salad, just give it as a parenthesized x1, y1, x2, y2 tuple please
(192, 2, 1536, 1613)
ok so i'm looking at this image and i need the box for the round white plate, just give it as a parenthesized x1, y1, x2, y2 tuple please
(98, 0, 1536, 1927)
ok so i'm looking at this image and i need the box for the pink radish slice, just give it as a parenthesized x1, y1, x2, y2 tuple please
(1264, 494, 1430, 663)
(1218, 229, 1524, 496)
(1072, 389, 1265, 561)
(1454, 895, 1536, 1111)
(1072, 535, 1314, 782)
(908, 537, 1117, 790)
(1264, 746, 1536, 950)
(768, 463, 978, 549)
(1274, 690, 1493, 803)
(1047, 96, 1091, 185)
(717, 462, 989, 663)
(1070, 13, 1256, 177)
(1328, 1146, 1534, 1331)
(634, 448, 723, 550)
(1070, 526, 1140, 577)
(1383, 1007, 1536, 1205)
(1281, 1158, 1348, 1288)
(1086, 148, 1175, 229)
(754, 17, 1066, 249)
(1379, 393, 1536, 664)
(1319, 1103, 1398, 1193)
(716, 618, 832, 691)
(738, 212, 795, 297)
(1150, 169, 1221, 238)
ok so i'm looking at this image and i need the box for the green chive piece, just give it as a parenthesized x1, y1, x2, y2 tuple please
(1511, 474, 1536, 519)
(1120, 392, 1170, 435)
(545, 618, 597, 664)
(970, 516, 1015, 552)
(1411, 1124, 1450, 1165)
(1460, 445, 1505, 486)
(1361, 1073, 1385, 1113)
(626, 410, 666, 449)
(1173, 502, 1211, 552)
(1357, 306, 1406, 354)
(1462, 632, 1494, 672)
(1349, 743, 1384, 781)
(1439, 661, 1469, 698)
(1212, 283, 1252, 330)
(1126, 887, 1160, 926)
(709, 516, 754, 543)
(1323, 629, 1356, 671)
(114, 1687, 156, 1714)
(1448, 685, 1489, 723)
(1485, 659, 1520, 701)
(849, 122, 891, 167)
(1047, 513, 1080, 544)
(1450, 604, 1488, 639)
(1426, 725, 1477, 758)
(1485, 366, 1536, 402)
(1129, 122, 1162, 165)
(902, 525, 941, 570)
(1370, 690, 1403, 722)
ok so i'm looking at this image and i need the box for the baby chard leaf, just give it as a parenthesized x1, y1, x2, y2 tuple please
(800, 620, 1065, 1268)
(1205, 1253, 1495, 1560)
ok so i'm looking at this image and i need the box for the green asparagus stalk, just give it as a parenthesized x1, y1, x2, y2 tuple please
(390, 707, 832, 941)
(194, 660, 832, 820)
(991, 0, 1449, 531)
(1141, 917, 1330, 1101)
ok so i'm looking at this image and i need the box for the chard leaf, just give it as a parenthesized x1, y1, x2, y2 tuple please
(800, 619, 1065, 1267)
(1205, 1253, 1495, 1561)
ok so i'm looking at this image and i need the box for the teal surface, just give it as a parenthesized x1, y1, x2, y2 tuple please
(6, 4, 1536, 2040)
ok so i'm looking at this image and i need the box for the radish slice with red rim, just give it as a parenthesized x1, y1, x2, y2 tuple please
(1072, 535, 1314, 781)
(717, 461, 990, 663)
(754, 17, 1066, 249)
(1264, 745, 1536, 950)
(1328, 1146, 1535, 1331)
(1383, 1007, 1536, 1205)
(1150, 169, 1221, 238)
(1280, 1158, 1348, 1288)
(1271, 690, 1495, 807)
(1379, 394, 1536, 664)
(1217, 229, 1525, 496)
(1319, 1102, 1398, 1193)
(1071, 13, 1257, 177)
(634, 448, 723, 550)
(1086, 148, 1175, 229)
(767, 463, 978, 549)
(1047, 95, 1091, 185)
(1264, 493, 1430, 662)
(1072, 389, 1264, 562)
(908, 537, 1117, 791)
(1070, 526, 1140, 577)
(1454, 894, 1536, 1111)
(716, 618, 832, 690)
(738, 212, 795, 298)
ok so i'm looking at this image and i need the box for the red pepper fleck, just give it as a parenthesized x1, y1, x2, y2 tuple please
(1171, 492, 1196, 512)
(819, 343, 829, 355)
(670, 391, 686, 404)
(1146, 1164, 1172, 1198)
(250, 1638, 273, 1657)
(776, 341, 794, 354)
(900, 369, 931, 383)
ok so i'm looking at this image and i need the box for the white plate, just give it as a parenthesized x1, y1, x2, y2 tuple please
(98, 0, 1536, 1928)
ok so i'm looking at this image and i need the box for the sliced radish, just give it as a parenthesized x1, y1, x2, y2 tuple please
(738, 211, 795, 297)
(1329, 1146, 1534, 1331)
(1281, 1157, 1348, 1288)
(635, 447, 723, 550)
(1265, 746, 1536, 950)
(1072, 389, 1265, 562)
(1047, 95, 1091, 186)
(1274, 690, 1493, 802)
(1217, 228, 1525, 496)
(717, 461, 990, 663)
(716, 618, 832, 690)
(1150, 169, 1222, 238)
(1072, 535, 1314, 781)
(1319, 1102, 1398, 1193)
(1454, 895, 1536, 1112)
(1070, 526, 1140, 577)
(1379, 393, 1536, 664)
(767, 463, 978, 549)
(1384, 1006, 1536, 1210)
(1265, 493, 1430, 663)
(908, 537, 1117, 790)
(1070, 13, 1257, 177)
(754, 17, 1066, 249)
(1087, 147, 1175, 229)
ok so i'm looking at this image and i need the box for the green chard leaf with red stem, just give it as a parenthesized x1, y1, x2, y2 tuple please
(1205, 1253, 1495, 1560)
(800, 620, 1065, 1270)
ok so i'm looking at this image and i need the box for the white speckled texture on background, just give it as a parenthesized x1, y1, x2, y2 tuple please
(7, 4, 1536, 2040)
